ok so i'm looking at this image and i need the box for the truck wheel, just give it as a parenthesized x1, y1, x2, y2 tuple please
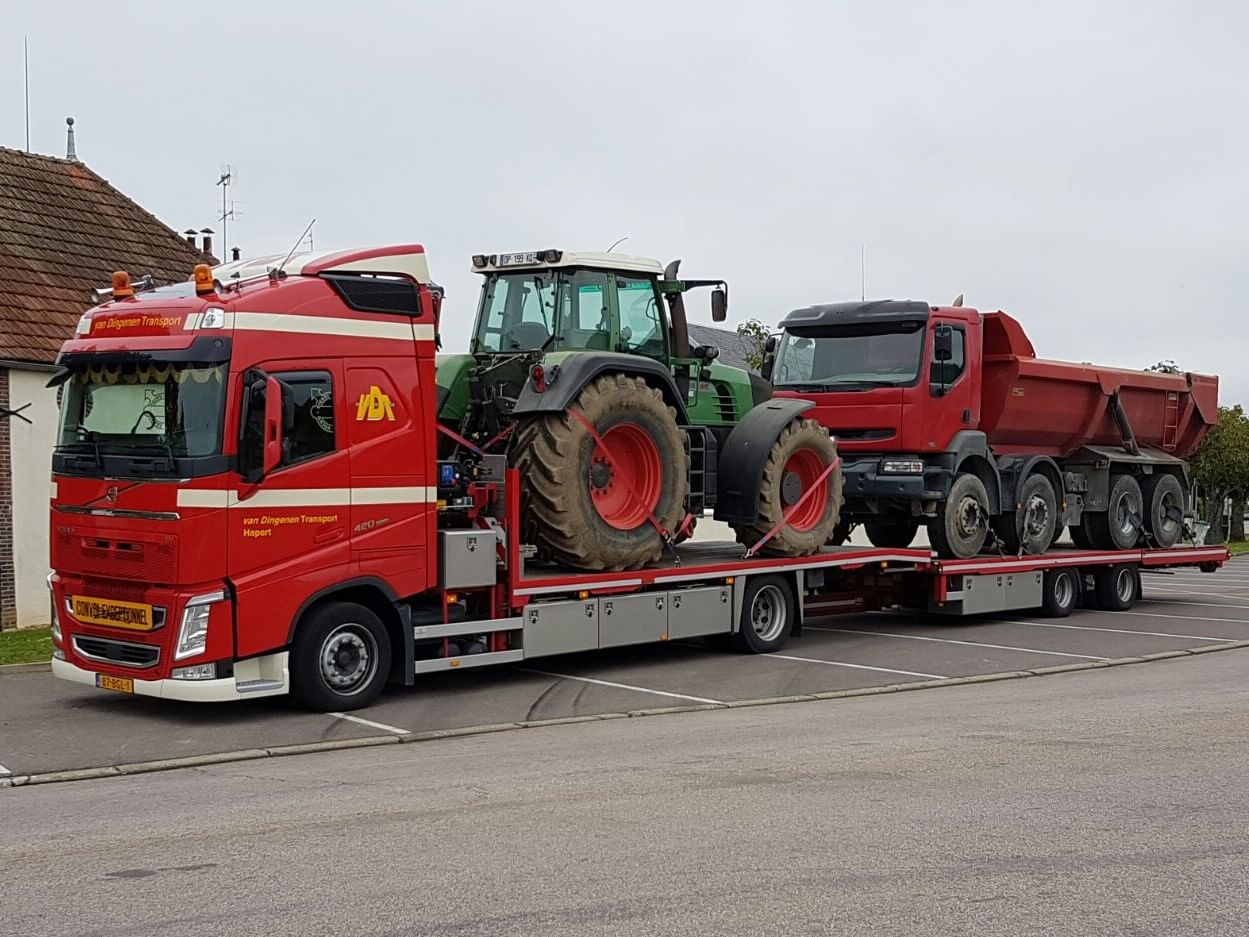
(731, 419, 843, 556)
(1094, 563, 1139, 611)
(864, 519, 919, 549)
(997, 474, 1057, 555)
(1087, 474, 1144, 550)
(290, 602, 392, 712)
(512, 374, 688, 571)
(734, 575, 795, 654)
(1040, 568, 1078, 617)
(929, 473, 991, 559)
(1142, 474, 1184, 548)
(1070, 517, 1096, 550)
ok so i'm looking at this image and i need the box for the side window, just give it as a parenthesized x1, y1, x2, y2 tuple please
(557, 269, 611, 350)
(615, 275, 666, 359)
(930, 326, 966, 390)
(277, 371, 335, 465)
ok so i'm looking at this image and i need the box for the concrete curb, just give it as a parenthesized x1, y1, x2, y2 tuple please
(5, 639, 1249, 790)
(0, 661, 51, 675)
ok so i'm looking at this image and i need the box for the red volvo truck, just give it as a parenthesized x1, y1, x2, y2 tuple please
(765, 301, 1218, 558)
(46, 255, 1227, 711)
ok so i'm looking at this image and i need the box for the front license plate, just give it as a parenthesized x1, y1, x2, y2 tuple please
(96, 674, 134, 694)
(71, 596, 153, 631)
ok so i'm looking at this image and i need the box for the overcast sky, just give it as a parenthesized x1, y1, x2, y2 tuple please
(5, 1, 1247, 402)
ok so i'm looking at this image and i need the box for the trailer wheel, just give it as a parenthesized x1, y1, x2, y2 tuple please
(734, 575, 795, 654)
(929, 473, 991, 559)
(997, 474, 1057, 556)
(289, 602, 392, 711)
(1041, 568, 1078, 617)
(864, 519, 919, 549)
(1094, 564, 1139, 611)
(1141, 474, 1184, 548)
(1087, 474, 1144, 550)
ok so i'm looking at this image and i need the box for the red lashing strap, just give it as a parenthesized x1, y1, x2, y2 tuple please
(744, 455, 842, 559)
(567, 408, 684, 552)
(437, 423, 482, 454)
(482, 423, 514, 451)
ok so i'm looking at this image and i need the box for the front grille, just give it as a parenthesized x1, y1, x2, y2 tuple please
(54, 530, 178, 582)
(713, 382, 736, 422)
(72, 635, 160, 669)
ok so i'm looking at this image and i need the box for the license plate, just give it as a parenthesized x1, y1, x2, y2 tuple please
(96, 674, 134, 694)
(71, 596, 154, 631)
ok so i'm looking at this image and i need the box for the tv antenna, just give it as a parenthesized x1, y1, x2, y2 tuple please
(23, 36, 30, 152)
(216, 165, 235, 258)
(860, 243, 865, 301)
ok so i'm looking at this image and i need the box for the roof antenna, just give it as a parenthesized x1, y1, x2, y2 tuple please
(65, 117, 77, 161)
(605, 236, 628, 253)
(274, 218, 317, 278)
(860, 243, 865, 301)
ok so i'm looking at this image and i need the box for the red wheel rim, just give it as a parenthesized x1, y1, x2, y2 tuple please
(589, 423, 663, 530)
(780, 448, 829, 532)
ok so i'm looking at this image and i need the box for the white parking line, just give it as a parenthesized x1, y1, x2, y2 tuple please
(518, 668, 726, 705)
(1105, 610, 1249, 626)
(807, 627, 1109, 660)
(993, 619, 1235, 643)
(1146, 587, 1249, 601)
(768, 654, 945, 680)
(1140, 598, 1249, 611)
(329, 712, 411, 736)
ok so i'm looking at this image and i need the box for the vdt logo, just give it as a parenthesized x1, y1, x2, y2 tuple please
(355, 385, 396, 422)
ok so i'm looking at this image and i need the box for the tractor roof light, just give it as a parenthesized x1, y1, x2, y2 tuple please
(472, 254, 488, 268)
(111, 270, 134, 299)
(541, 249, 563, 263)
(193, 263, 215, 296)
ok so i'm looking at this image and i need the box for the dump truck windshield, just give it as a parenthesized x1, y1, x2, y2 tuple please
(773, 323, 926, 390)
(472, 270, 618, 354)
(56, 362, 227, 458)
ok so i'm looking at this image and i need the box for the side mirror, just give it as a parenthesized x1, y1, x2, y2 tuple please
(262, 375, 284, 476)
(711, 287, 728, 323)
(760, 335, 778, 381)
(933, 324, 953, 362)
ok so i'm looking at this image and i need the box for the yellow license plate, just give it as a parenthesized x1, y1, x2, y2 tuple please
(96, 674, 134, 694)
(71, 596, 154, 631)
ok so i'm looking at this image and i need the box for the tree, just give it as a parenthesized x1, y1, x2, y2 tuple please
(735, 318, 771, 370)
(1190, 405, 1249, 542)
(1148, 360, 1181, 374)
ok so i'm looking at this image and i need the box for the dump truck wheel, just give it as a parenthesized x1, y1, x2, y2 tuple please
(1070, 518, 1096, 550)
(929, 472, 990, 559)
(1142, 473, 1184, 548)
(996, 474, 1057, 555)
(1087, 474, 1143, 550)
(864, 519, 919, 549)
(828, 518, 854, 546)
(730, 419, 842, 556)
(512, 374, 688, 571)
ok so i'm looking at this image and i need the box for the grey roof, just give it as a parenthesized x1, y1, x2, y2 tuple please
(688, 323, 760, 371)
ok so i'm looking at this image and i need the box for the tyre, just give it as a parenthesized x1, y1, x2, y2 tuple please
(1095, 563, 1139, 611)
(731, 418, 843, 556)
(733, 575, 795, 654)
(828, 517, 854, 546)
(1141, 474, 1185, 548)
(864, 518, 920, 549)
(1070, 519, 1096, 550)
(512, 374, 688, 570)
(1086, 474, 1144, 550)
(1040, 568, 1078, 617)
(996, 474, 1058, 556)
(290, 602, 392, 711)
(929, 472, 991, 559)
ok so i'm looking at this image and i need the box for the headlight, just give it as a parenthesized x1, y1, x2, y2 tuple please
(47, 573, 62, 644)
(881, 460, 925, 474)
(171, 663, 217, 681)
(174, 591, 225, 661)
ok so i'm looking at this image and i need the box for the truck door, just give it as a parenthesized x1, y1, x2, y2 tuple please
(230, 360, 350, 658)
(917, 319, 977, 451)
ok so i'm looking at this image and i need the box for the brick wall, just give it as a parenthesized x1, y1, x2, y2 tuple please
(0, 367, 15, 630)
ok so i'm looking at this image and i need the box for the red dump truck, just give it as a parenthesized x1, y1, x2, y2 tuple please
(765, 301, 1218, 559)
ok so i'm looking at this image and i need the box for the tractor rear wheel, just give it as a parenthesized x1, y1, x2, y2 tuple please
(512, 374, 688, 571)
(731, 418, 842, 556)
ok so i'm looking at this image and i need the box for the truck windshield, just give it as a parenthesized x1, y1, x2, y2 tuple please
(471, 270, 617, 354)
(773, 324, 926, 390)
(57, 362, 227, 458)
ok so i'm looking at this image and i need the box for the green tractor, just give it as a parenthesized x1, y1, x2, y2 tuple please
(436, 249, 842, 570)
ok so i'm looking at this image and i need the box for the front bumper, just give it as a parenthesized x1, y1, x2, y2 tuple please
(52, 653, 290, 703)
(841, 456, 953, 505)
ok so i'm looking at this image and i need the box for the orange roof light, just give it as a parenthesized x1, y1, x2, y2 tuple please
(193, 263, 215, 296)
(111, 270, 134, 299)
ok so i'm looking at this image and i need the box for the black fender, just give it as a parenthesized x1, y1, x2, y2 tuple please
(511, 352, 689, 422)
(713, 399, 815, 524)
(948, 431, 1003, 515)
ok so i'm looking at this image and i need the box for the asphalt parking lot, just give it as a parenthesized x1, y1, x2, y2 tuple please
(2, 558, 1246, 782)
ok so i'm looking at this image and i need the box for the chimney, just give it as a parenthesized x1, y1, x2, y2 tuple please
(184, 228, 197, 247)
(200, 227, 214, 257)
(231, 246, 241, 261)
(65, 116, 77, 160)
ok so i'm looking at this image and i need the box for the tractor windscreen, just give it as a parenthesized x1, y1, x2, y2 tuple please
(772, 322, 926, 390)
(471, 270, 618, 354)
